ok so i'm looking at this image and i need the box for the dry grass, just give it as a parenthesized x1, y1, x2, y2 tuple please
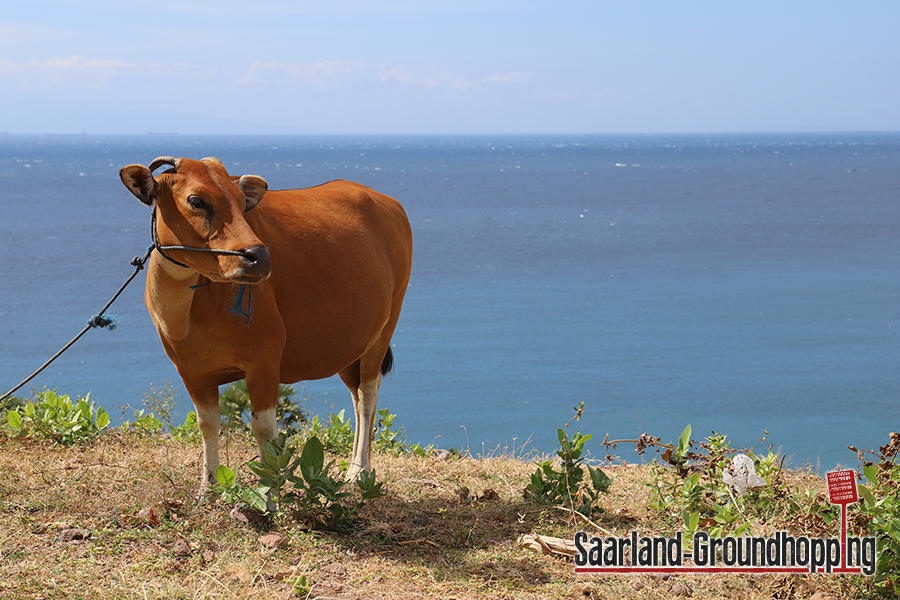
(0, 432, 874, 600)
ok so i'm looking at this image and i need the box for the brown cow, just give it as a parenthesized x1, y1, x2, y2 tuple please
(119, 156, 412, 487)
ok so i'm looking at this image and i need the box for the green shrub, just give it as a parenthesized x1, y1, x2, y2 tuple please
(6, 390, 110, 445)
(211, 433, 384, 531)
(123, 409, 164, 437)
(632, 425, 838, 549)
(170, 411, 201, 441)
(308, 409, 354, 455)
(0, 394, 27, 414)
(524, 403, 612, 516)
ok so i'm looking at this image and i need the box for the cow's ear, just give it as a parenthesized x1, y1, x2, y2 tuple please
(238, 175, 268, 211)
(120, 165, 157, 206)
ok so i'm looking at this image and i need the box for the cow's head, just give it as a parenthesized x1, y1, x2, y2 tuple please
(120, 156, 271, 284)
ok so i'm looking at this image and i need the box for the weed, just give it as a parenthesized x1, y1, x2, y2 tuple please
(0, 394, 27, 414)
(372, 408, 404, 453)
(122, 383, 200, 441)
(308, 409, 354, 455)
(124, 409, 164, 437)
(170, 410, 201, 441)
(212, 462, 270, 513)
(608, 424, 840, 548)
(212, 433, 384, 531)
(6, 389, 110, 445)
(372, 408, 435, 457)
(524, 403, 612, 517)
(138, 381, 182, 430)
(292, 575, 311, 597)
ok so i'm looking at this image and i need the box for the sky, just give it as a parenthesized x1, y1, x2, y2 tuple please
(1, 1, 899, 135)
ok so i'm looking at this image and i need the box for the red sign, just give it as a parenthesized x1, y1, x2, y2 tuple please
(826, 469, 859, 505)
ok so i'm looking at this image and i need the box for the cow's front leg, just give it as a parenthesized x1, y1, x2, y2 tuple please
(245, 370, 279, 461)
(245, 371, 279, 512)
(188, 385, 222, 491)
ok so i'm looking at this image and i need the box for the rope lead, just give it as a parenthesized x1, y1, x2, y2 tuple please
(0, 245, 154, 404)
(1, 213, 255, 403)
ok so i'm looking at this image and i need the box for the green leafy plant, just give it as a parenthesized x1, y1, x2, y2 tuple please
(305, 407, 434, 461)
(524, 404, 612, 516)
(123, 409, 164, 437)
(372, 408, 403, 453)
(170, 411, 201, 441)
(289, 435, 384, 530)
(211, 464, 270, 514)
(406, 442, 434, 458)
(6, 390, 110, 445)
(371, 408, 434, 457)
(292, 575, 311, 597)
(247, 432, 304, 514)
(212, 433, 384, 530)
(628, 425, 837, 545)
(291, 435, 357, 529)
(308, 410, 354, 455)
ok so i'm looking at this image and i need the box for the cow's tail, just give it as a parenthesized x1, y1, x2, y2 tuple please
(381, 346, 394, 376)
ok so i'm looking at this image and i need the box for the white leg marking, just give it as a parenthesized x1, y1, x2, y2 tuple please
(195, 404, 221, 489)
(347, 388, 362, 472)
(251, 407, 279, 512)
(251, 407, 277, 456)
(347, 375, 381, 481)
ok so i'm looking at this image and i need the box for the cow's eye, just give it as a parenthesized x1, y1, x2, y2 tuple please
(187, 195, 207, 210)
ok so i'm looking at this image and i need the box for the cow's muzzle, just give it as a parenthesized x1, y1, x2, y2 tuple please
(233, 244, 271, 283)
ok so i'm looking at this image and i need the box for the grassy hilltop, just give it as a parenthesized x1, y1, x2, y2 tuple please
(0, 391, 896, 600)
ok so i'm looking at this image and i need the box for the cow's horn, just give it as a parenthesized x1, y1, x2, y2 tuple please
(149, 156, 179, 173)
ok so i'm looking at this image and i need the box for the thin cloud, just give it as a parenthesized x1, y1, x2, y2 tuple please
(0, 56, 151, 73)
(239, 60, 365, 86)
(1, 55, 532, 95)
(376, 64, 533, 91)
(0, 56, 167, 90)
(0, 54, 545, 134)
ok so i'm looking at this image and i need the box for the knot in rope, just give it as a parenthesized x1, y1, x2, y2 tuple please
(87, 314, 118, 330)
(131, 246, 154, 269)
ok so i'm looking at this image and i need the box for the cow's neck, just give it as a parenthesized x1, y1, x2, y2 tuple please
(146, 255, 202, 341)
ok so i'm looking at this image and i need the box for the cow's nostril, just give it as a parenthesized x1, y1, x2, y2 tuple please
(240, 245, 270, 270)
(228, 245, 271, 283)
(241, 246, 269, 263)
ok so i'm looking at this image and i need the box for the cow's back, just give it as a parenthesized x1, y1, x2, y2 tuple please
(245, 180, 412, 382)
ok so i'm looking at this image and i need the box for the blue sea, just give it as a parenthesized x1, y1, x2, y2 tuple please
(1, 133, 898, 472)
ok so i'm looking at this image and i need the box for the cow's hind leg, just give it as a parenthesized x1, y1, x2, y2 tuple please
(340, 344, 393, 481)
